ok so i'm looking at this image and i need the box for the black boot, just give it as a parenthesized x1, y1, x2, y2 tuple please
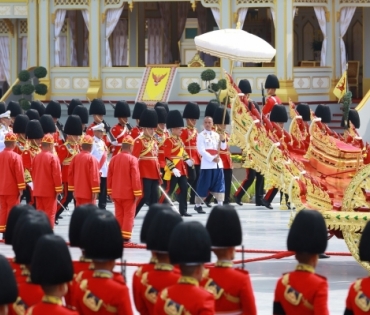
(194, 205, 206, 214)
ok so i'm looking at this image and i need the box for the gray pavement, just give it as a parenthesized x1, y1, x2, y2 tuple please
(0, 201, 365, 315)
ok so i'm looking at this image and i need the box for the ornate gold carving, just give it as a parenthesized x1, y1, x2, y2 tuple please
(54, 0, 89, 5)
(187, 53, 205, 68)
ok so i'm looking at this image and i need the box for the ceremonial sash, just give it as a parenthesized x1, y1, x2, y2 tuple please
(164, 147, 184, 181)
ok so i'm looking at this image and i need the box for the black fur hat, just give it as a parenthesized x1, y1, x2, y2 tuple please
(140, 204, 172, 243)
(205, 101, 219, 118)
(287, 210, 327, 254)
(132, 102, 147, 119)
(348, 109, 360, 129)
(89, 99, 106, 115)
(183, 102, 200, 120)
(0, 102, 5, 115)
(30, 101, 45, 117)
(238, 79, 252, 94)
(270, 105, 288, 123)
(68, 99, 83, 116)
(4, 205, 35, 245)
(154, 102, 169, 113)
(139, 108, 158, 128)
(315, 104, 331, 123)
(296, 103, 311, 122)
(213, 106, 230, 125)
(206, 205, 242, 247)
(265, 74, 280, 89)
(64, 115, 83, 136)
(26, 109, 40, 121)
(154, 106, 167, 124)
(7, 101, 22, 118)
(166, 110, 184, 129)
(40, 114, 56, 134)
(72, 105, 89, 125)
(114, 101, 131, 118)
(359, 221, 370, 261)
(45, 101, 61, 119)
(146, 209, 183, 253)
(12, 114, 29, 134)
(0, 255, 18, 305)
(25, 120, 44, 139)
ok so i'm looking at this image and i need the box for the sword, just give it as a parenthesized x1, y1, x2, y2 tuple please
(56, 196, 70, 215)
(158, 185, 180, 214)
(232, 174, 250, 199)
(186, 182, 206, 205)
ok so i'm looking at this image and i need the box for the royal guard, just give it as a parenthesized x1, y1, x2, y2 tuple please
(39, 114, 58, 153)
(74, 211, 133, 315)
(7, 101, 23, 126)
(154, 221, 215, 315)
(12, 114, 29, 156)
(131, 102, 147, 139)
(56, 115, 82, 224)
(160, 110, 192, 217)
(315, 104, 342, 140)
(154, 106, 169, 186)
(72, 105, 89, 134)
(68, 99, 83, 116)
(86, 99, 111, 148)
(68, 135, 100, 207)
(32, 134, 63, 228)
(154, 102, 169, 114)
(45, 100, 65, 145)
(202, 205, 257, 315)
(273, 210, 329, 315)
(180, 102, 201, 205)
(0, 133, 25, 234)
(26, 109, 40, 121)
(28, 234, 78, 315)
(262, 74, 281, 116)
(295, 103, 311, 150)
(22, 120, 44, 207)
(0, 254, 18, 313)
(132, 108, 161, 216)
(30, 101, 45, 117)
(111, 100, 131, 157)
(135, 209, 182, 315)
(0, 110, 12, 152)
(107, 135, 142, 241)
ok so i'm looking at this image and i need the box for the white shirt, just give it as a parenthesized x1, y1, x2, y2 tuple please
(91, 136, 108, 177)
(197, 129, 227, 169)
(0, 124, 10, 152)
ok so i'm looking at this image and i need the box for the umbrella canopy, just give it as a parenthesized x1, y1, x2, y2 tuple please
(194, 28, 276, 63)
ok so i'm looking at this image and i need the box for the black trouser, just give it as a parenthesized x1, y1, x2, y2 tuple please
(255, 172, 265, 205)
(235, 168, 256, 199)
(24, 186, 36, 208)
(264, 188, 288, 205)
(162, 175, 188, 215)
(56, 184, 73, 219)
(98, 177, 107, 209)
(204, 168, 232, 204)
(135, 178, 159, 216)
(187, 165, 200, 204)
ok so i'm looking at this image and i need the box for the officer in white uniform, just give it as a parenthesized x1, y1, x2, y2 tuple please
(0, 111, 12, 152)
(91, 123, 108, 210)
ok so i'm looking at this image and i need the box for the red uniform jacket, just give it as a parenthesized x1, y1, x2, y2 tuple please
(32, 150, 62, 197)
(86, 122, 111, 148)
(27, 297, 78, 315)
(132, 135, 160, 180)
(57, 141, 80, 182)
(8, 259, 25, 284)
(0, 148, 25, 195)
(262, 95, 282, 116)
(344, 277, 370, 315)
(107, 151, 142, 199)
(217, 132, 232, 170)
(68, 151, 100, 198)
(131, 126, 143, 140)
(163, 136, 189, 178)
(180, 127, 201, 165)
(201, 263, 256, 315)
(22, 144, 40, 183)
(154, 277, 215, 315)
(135, 264, 181, 315)
(74, 270, 133, 315)
(273, 265, 329, 315)
(14, 137, 27, 155)
(154, 130, 169, 169)
(111, 123, 130, 157)
(133, 262, 157, 312)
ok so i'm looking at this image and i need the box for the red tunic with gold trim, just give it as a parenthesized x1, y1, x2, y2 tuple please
(131, 126, 143, 140)
(154, 276, 215, 315)
(273, 264, 329, 315)
(57, 140, 80, 183)
(14, 137, 27, 156)
(26, 296, 78, 315)
(86, 122, 111, 148)
(135, 263, 181, 315)
(344, 277, 370, 315)
(7, 259, 25, 284)
(262, 95, 282, 116)
(111, 123, 130, 157)
(217, 132, 232, 170)
(200, 261, 256, 315)
(21, 143, 41, 184)
(132, 135, 160, 180)
(74, 270, 133, 315)
(154, 130, 169, 169)
(163, 135, 189, 179)
(180, 127, 201, 166)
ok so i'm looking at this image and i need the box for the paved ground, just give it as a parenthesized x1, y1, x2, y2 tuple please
(0, 201, 365, 315)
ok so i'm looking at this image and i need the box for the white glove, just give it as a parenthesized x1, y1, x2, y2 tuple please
(172, 168, 181, 177)
(28, 182, 34, 190)
(111, 140, 119, 146)
(185, 159, 194, 167)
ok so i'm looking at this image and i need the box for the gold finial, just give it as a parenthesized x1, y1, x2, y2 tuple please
(191, 1, 196, 12)
(236, 21, 241, 29)
(129, 2, 134, 12)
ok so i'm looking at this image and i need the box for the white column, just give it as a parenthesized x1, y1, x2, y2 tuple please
(28, 0, 38, 67)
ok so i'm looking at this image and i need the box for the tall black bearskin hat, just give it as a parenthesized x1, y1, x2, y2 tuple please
(132, 102, 147, 119)
(89, 99, 106, 116)
(166, 110, 184, 129)
(69, 204, 98, 248)
(154, 106, 167, 124)
(140, 204, 172, 243)
(31, 234, 73, 285)
(238, 79, 252, 94)
(205, 101, 219, 118)
(30, 101, 45, 117)
(206, 205, 242, 248)
(169, 221, 211, 265)
(45, 100, 61, 119)
(139, 108, 158, 128)
(359, 221, 370, 261)
(270, 105, 288, 123)
(26, 109, 40, 121)
(146, 209, 183, 253)
(183, 102, 200, 120)
(287, 210, 327, 254)
(13, 211, 53, 265)
(265, 74, 280, 89)
(154, 102, 169, 113)
(81, 210, 123, 261)
(4, 205, 35, 246)
(68, 99, 83, 116)
(315, 104, 331, 123)
(0, 254, 18, 305)
(12, 114, 29, 134)
(40, 114, 56, 134)
(348, 109, 360, 129)
(64, 115, 83, 136)
(0, 102, 5, 115)
(213, 106, 230, 125)
(25, 120, 44, 139)
(7, 101, 23, 118)
(72, 105, 89, 125)
(296, 103, 311, 122)
(114, 101, 131, 118)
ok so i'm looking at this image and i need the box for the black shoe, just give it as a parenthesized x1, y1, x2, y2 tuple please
(234, 196, 243, 206)
(194, 206, 206, 214)
(261, 199, 273, 209)
(106, 196, 112, 203)
(205, 202, 212, 208)
(213, 199, 217, 204)
(319, 253, 330, 259)
(182, 213, 192, 217)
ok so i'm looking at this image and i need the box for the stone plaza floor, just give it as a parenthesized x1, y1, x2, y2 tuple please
(0, 201, 366, 315)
